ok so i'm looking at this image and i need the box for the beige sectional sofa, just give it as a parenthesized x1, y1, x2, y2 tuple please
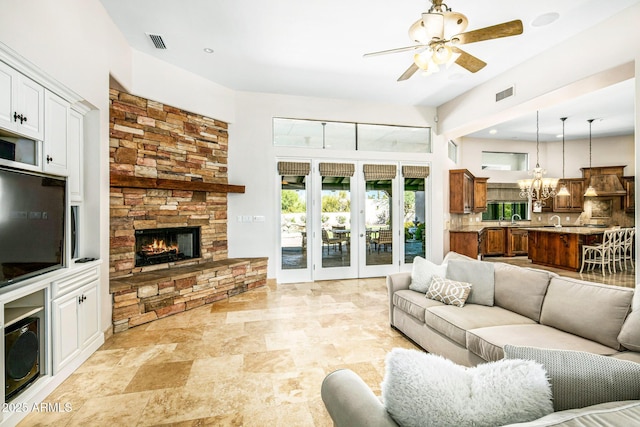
(388, 252, 640, 367)
(321, 252, 640, 426)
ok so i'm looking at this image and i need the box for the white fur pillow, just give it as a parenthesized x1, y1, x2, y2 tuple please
(381, 348, 553, 427)
(409, 256, 447, 293)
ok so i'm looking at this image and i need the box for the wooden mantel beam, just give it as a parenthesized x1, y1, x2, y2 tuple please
(110, 175, 245, 194)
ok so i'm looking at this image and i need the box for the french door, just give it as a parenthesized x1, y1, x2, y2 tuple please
(278, 159, 429, 283)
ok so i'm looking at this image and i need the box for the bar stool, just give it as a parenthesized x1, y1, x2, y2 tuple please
(580, 229, 617, 276)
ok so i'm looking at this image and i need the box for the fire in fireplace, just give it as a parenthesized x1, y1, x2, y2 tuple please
(135, 227, 201, 267)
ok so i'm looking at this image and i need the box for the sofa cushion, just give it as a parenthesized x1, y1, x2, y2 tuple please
(425, 305, 536, 347)
(381, 348, 553, 427)
(504, 345, 640, 412)
(425, 275, 472, 307)
(393, 290, 443, 323)
(409, 256, 447, 293)
(466, 324, 620, 363)
(446, 259, 495, 306)
(502, 400, 640, 427)
(540, 277, 633, 350)
(493, 262, 552, 322)
(618, 309, 640, 352)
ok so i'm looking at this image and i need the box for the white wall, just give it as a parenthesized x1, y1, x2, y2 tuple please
(460, 135, 635, 182)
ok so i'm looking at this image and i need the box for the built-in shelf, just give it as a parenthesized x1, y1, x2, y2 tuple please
(5, 306, 44, 328)
(110, 175, 245, 194)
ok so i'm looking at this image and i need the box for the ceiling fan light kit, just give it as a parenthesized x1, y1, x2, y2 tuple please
(364, 0, 523, 81)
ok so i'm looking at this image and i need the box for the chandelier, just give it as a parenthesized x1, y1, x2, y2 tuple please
(518, 111, 559, 204)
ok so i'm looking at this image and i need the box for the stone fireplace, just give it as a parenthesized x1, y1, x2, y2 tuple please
(108, 90, 266, 332)
(134, 226, 201, 267)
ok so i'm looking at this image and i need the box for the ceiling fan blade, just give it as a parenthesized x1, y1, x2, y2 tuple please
(452, 20, 523, 45)
(398, 63, 419, 81)
(364, 45, 424, 58)
(451, 47, 486, 73)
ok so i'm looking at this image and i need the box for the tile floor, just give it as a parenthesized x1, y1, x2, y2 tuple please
(19, 278, 418, 427)
(18, 257, 636, 426)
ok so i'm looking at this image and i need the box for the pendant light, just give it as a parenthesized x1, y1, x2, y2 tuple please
(518, 111, 559, 203)
(556, 117, 570, 196)
(584, 119, 598, 197)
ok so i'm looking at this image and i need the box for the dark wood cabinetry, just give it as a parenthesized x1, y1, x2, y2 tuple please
(449, 169, 488, 214)
(553, 179, 585, 212)
(505, 228, 528, 257)
(481, 227, 505, 256)
(450, 231, 480, 259)
(527, 230, 597, 271)
(623, 176, 635, 213)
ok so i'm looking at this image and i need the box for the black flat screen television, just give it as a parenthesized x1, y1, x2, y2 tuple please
(0, 167, 66, 288)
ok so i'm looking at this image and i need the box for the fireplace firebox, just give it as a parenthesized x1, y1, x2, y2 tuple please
(134, 227, 201, 267)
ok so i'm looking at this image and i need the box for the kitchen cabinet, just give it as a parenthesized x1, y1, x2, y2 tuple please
(526, 228, 602, 271)
(481, 227, 505, 256)
(623, 176, 635, 213)
(553, 179, 585, 212)
(473, 178, 488, 213)
(0, 61, 44, 140)
(43, 90, 70, 176)
(505, 228, 528, 257)
(450, 231, 480, 259)
(450, 169, 488, 214)
(52, 268, 100, 374)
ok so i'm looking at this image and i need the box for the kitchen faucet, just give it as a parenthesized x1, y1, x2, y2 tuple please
(550, 215, 561, 228)
(510, 214, 521, 225)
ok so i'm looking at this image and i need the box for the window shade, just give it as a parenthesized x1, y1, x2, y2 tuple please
(319, 162, 355, 177)
(402, 165, 430, 179)
(277, 161, 310, 176)
(363, 164, 397, 181)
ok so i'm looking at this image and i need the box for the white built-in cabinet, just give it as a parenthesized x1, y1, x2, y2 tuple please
(0, 53, 100, 427)
(43, 90, 70, 176)
(51, 267, 100, 374)
(68, 109, 83, 201)
(0, 61, 44, 141)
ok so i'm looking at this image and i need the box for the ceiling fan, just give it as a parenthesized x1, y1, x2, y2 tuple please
(364, 0, 524, 81)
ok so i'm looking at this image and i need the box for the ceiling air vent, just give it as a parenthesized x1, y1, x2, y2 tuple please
(147, 33, 167, 49)
(495, 86, 515, 102)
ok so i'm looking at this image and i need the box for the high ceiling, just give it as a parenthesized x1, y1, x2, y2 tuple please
(100, 0, 638, 139)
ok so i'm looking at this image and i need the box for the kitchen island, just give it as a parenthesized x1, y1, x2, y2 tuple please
(523, 226, 606, 271)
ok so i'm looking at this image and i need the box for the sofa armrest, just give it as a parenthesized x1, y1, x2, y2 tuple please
(387, 272, 411, 325)
(321, 369, 398, 427)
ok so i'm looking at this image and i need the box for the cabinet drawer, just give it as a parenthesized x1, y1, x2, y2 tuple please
(51, 265, 99, 298)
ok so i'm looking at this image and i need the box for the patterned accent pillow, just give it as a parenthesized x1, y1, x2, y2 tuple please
(425, 275, 472, 307)
(504, 345, 640, 411)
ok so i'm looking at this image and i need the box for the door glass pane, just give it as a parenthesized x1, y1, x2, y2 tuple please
(365, 180, 393, 266)
(321, 176, 352, 268)
(404, 178, 426, 263)
(281, 175, 307, 270)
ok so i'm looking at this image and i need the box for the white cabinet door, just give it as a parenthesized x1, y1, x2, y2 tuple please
(79, 281, 99, 348)
(52, 289, 81, 374)
(43, 90, 69, 176)
(17, 75, 45, 140)
(0, 61, 15, 131)
(0, 62, 44, 140)
(68, 109, 83, 201)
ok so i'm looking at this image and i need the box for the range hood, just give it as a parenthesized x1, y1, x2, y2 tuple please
(581, 166, 627, 196)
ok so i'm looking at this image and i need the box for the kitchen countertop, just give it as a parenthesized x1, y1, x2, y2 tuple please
(522, 226, 609, 235)
(449, 223, 532, 233)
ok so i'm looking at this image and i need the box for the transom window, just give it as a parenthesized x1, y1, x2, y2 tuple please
(273, 118, 431, 153)
(481, 151, 528, 171)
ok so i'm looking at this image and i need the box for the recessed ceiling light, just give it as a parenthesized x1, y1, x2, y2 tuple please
(203, 47, 214, 53)
(531, 12, 560, 27)
(556, 134, 563, 138)
(489, 129, 497, 135)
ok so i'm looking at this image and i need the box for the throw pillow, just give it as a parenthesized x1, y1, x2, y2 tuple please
(618, 309, 640, 352)
(504, 345, 640, 411)
(409, 256, 447, 293)
(381, 348, 553, 427)
(446, 259, 495, 306)
(425, 275, 472, 307)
